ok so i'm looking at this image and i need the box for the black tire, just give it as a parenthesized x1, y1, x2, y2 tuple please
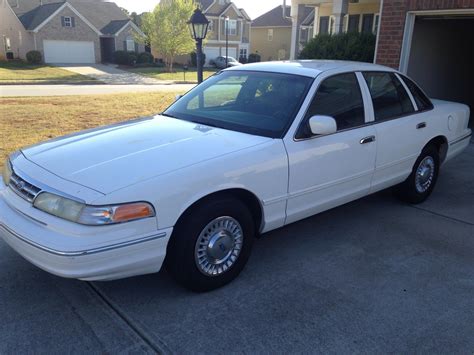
(166, 197, 255, 292)
(394, 144, 440, 204)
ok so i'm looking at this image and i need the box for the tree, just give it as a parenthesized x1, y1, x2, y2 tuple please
(142, 0, 196, 72)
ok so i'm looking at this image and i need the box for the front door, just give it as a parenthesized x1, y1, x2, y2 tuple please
(285, 72, 377, 224)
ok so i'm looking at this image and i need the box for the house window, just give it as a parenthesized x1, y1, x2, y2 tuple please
(208, 20, 214, 33)
(225, 19, 237, 36)
(373, 13, 380, 34)
(239, 48, 247, 59)
(126, 37, 135, 52)
(63, 16, 72, 27)
(4, 37, 11, 51)
(319, 16, 329, 34)
(347, 14, 360, 32)
(268, 28, 273, 41)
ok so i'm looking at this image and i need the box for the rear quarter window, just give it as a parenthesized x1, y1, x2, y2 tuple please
(399, 75, 434, 112)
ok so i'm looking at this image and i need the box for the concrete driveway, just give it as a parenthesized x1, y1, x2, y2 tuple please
(1, 143, 473, 353)
(58, 64, 169, 85)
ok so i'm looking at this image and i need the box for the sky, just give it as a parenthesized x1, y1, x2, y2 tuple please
(112, 0, 282, 19)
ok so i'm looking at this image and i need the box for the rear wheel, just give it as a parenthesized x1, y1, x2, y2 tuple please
(394, 144, 440, 204)
(166, 197, 255, 292)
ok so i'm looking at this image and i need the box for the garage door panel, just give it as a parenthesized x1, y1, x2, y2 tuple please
(203, 47, 219, 66)
(43, 40, 95, 64)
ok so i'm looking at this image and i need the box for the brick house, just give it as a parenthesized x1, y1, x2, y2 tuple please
(1, 0, 145, 63)
(375, 0, 474, 117)
(287, 0, 473, 118)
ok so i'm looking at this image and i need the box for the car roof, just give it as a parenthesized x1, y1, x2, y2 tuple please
(225, 60, 396, 78)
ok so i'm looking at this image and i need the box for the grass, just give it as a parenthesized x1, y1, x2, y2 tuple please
(128, 66, 217, 83)
(0, 61, 94, 84)
(0, 92, 182, 168)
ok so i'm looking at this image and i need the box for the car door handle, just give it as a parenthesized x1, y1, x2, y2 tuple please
(417, 122, 427, 129)
(360, 136, 376, 144)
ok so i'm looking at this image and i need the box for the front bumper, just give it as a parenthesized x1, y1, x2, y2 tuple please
(0, 181, 172, 281)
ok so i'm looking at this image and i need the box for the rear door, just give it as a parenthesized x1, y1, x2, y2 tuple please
(360, 71, 430, 192)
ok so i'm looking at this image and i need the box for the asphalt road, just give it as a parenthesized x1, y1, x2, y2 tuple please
(1, 143, 473, 353)
(0, 84, 195, 97)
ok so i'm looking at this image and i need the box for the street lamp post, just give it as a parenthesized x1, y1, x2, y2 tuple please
(188, 8, 210, 84)
(225, 16, 229, 68)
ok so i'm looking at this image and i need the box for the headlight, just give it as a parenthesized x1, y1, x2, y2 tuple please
(33, 192, 155, 225)
(2, 158, 12, 186)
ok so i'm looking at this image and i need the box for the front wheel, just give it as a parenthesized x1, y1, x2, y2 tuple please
(394, 144, 440, 204)
(166, 197, 255, 292)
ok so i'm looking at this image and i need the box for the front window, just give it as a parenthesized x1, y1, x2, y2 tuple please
(126, 37, 135, 52)
(239, 48, 247, 59)
(63, 16, 72, 27)
(164, 71, 313, 138)
(4, 36, 11, 51)
(268, 28, 273, 41)
(225, 19, 237, 36)
(298, 73, 365, 138)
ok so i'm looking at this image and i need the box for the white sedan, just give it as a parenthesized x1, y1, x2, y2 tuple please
(1, 61, 471, 291)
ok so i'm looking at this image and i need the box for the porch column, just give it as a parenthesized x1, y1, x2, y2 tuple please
(289, 3, 299, 60)
(312, 5, 319, 37)
(332, 0, 348, 34)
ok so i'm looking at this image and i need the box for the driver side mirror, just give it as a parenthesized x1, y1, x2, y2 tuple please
(308, 115, 337, 136)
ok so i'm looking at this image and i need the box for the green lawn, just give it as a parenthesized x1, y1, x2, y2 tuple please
(0, 61, 95, 84)
(128, 67, 217, 83)
(0, 92, 182, 168)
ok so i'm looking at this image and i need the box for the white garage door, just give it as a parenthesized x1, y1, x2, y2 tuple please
(203, 46, 220, 66)
(43, 40, 95, 64)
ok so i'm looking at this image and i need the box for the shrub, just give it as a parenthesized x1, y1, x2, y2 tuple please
(26, 50, 42, 64)
(113, 50, 137, 66)
(247, 53, 261, 63)
(239, 56, 248, 64)
(190, 51, 206, 67)
(137, 52, 154, 64)
(299, 32, 376, 63)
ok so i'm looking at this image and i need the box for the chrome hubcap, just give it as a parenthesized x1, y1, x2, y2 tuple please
(415, 156, 435, 193)
(195, 216, 243, 276)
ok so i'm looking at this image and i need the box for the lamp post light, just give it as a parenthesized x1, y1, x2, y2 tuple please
(225, 16, 229, 68)
(188, 7, 209, 84)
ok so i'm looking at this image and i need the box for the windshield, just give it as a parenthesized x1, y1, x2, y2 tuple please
(164, 71, 313, 138)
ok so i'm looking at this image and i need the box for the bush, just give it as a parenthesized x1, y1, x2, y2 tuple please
(113, 50, 138, 66)
(239, 56, 248, 64)
(190, 51, 206, 67)
(247, 53, 261, 63)
(299, 32, 376, 63)
(137, 52, 154, 64)
(26, 50, 42, 64)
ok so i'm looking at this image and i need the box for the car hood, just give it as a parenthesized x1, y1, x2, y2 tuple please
(22, 115, 270, 194)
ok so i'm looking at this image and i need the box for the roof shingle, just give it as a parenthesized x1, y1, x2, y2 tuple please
(252, 5, 291, 27)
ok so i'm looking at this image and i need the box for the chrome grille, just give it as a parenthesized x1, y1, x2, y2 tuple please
(9, 172, 41, 203)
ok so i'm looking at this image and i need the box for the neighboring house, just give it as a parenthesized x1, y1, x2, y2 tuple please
(0, 0, 145, 63)
(198, 0, 251, 65)
(253, 1, 380, 62)
(288, 0, 380, 59)
(250, 5, 292, 62)
(288, 0, 473, 125)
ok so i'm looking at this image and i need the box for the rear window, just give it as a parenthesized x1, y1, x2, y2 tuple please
(363, 72, 415, 121)
(399, 75, 434, 112)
